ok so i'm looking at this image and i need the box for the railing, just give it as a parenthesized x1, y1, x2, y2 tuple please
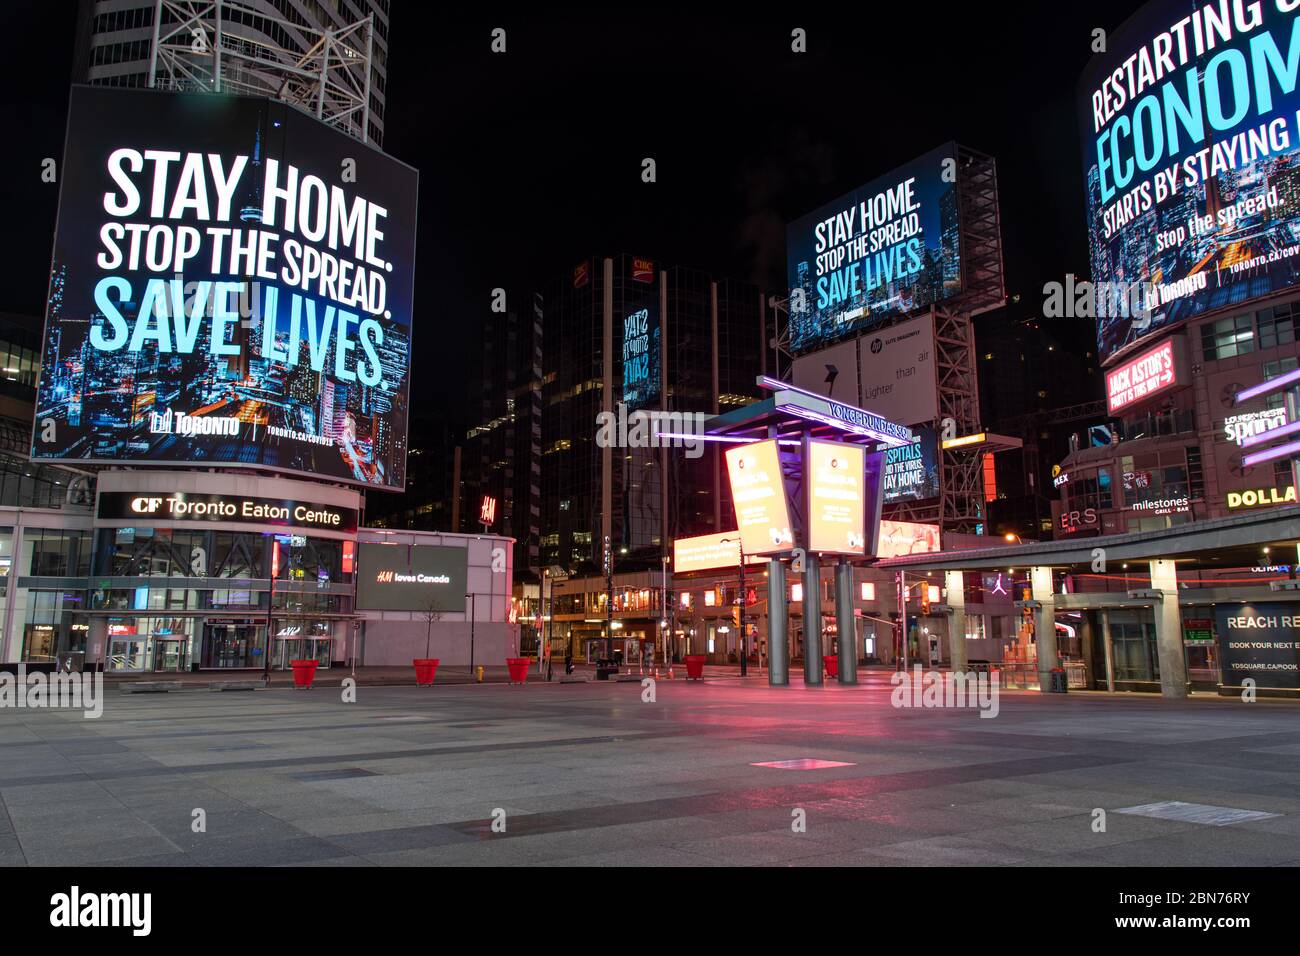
(986, 659, 1087, 690)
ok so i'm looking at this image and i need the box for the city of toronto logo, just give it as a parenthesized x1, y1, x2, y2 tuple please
(595, 402, 707, 459)
(890, 665, 999, 718)
(0, 666, 103, 719)
(149, 407, 240, 437)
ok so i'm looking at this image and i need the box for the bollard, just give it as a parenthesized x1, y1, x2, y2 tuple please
(475, 665, 484, 683)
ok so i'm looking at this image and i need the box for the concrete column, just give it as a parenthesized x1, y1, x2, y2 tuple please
(945, 569, 967, 672)
(803, 553, 822, 685)
(835, 559, 857, 684)
(1079, 611, 1097, 688)
(1149, 559, 1188, 699)
(1030, 566, 1058, 692)
(1100, 608, 1115, 692)
(768, 557, 788, 686)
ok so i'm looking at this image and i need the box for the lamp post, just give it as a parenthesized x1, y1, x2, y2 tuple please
(466, 591, 476, 678)
(603, 536, 613, 661)
(262, 538, 280, 683)
(660, 553, 670, 667)
(720, 537, 747, 677)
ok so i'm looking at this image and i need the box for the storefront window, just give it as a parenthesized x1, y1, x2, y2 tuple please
(24, 529, 91, 577)
(1109, 610, 1159, 683)
(274, 535, 343, 584)
(22, 590, 89, 666)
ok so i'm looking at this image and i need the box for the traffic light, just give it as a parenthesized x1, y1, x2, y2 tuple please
(920, 585, 931, 615)
(732, 606, 741, 627)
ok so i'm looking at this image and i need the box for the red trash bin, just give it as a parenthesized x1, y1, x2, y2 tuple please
(506, 657, 530, 684)
(823, 655, 839, 679)
(290, 659, 318, 689)
(413, 658, 440, 686)
(684, 655, 707, 680)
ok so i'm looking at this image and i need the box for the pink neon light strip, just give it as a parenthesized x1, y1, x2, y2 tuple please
(1242, 436, 1300, 468)
(1235, 367, 1300, 403)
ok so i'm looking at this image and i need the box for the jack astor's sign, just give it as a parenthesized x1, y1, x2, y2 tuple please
(97, 491, 358, 532)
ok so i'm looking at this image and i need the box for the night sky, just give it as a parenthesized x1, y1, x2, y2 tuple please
(5, 2, 1143, 425)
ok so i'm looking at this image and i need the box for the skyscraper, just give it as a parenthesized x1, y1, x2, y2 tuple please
(72, 0, 390, 144)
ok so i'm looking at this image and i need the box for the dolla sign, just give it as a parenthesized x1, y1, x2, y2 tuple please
(33, 87, 417, 490)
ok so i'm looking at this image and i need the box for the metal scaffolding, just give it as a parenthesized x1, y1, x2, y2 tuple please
(767, 145, 1007, 537)
(147, 0, 374, 143)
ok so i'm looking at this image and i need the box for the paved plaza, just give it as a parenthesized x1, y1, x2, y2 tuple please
(2, 673, 1299, 866)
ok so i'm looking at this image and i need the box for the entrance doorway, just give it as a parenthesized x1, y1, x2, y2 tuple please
(201, 622, 267, 669)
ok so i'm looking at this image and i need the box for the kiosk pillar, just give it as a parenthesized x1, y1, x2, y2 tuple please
(803, 552, 823, 685)
(768, 557, 788, 686)
(835, 559, 857, 684)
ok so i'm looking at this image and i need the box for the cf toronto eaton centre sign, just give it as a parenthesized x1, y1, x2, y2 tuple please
(97, 491, 358, 533)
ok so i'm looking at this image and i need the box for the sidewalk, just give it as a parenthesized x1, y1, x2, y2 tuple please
(106, 663, 534, 688)
(102, 659, 771, 688)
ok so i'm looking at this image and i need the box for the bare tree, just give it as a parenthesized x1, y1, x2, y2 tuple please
(421, 599, 443, 658)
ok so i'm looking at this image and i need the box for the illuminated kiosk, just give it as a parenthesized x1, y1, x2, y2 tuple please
(704, 376, 912, 686)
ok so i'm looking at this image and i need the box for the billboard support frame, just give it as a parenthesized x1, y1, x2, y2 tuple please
(149, 0, 376, 144)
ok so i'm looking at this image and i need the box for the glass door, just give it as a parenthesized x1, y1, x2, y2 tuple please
(201, 622, 266, 668)
(151, 637, 188, 672)
(108, 638, 147, 672)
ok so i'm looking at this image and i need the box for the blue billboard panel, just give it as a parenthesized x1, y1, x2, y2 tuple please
(32, 86, 417, 490)
(621, 303, 660, 410)
(882, 425, 939, 504)
(1081, 0, 1300, 365)
(786, 144, 962, 354)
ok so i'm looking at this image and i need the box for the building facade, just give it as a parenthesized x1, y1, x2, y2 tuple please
(539, 256, 763, 578)
(72, 0, 390, 144)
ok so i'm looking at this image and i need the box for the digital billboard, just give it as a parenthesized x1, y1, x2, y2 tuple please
(354, 543, 468, 612)
(876, 520, 941, 558)
(723, 440, 794, 555)
(672, 532, 767, 574)
(806, 440, 867, 555)
(1081, 0, 1300, 365)
(621, 303, 660, 410)
(32, 86, 417, 489)
(787, 143, 962, 354)
(882, 424, 939, 503)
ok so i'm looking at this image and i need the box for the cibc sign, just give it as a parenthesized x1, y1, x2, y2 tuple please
(97, 491, 358, 533)
(1106, 337, 1185, 415)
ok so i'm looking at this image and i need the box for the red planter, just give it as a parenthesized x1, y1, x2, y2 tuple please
(506, 657, 530, 684)
(413, 658, 440, 686)
(684, 655, 707, 680)
(290, 659, 319, 689)
(823, 655, 839, 679)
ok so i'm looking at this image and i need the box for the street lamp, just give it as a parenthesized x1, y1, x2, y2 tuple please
(719, 537, 748, 677)
(660, 553, 670, 668)
(466, 592, 476, 679)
